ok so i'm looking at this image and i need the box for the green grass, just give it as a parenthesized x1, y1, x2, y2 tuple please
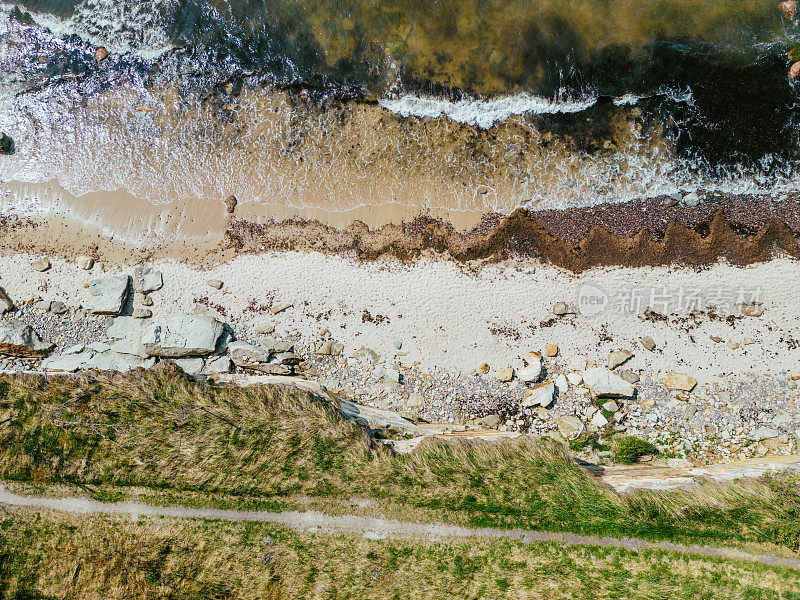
(2, 507, 800, 600)
(1, 366, 800, 551)
(613, 436, 658, 465)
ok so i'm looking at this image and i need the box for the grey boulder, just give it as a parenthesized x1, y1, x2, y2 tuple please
(228, 340, 292, 374)
(0, 319, 54, 357)
(86, 275, 130, 315)
(582, 367, 636, 398)
(141, 313, 223, 357)
(133, 267, 163, 293)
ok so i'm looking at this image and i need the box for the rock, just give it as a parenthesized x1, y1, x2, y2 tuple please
(393, 340, 403, 350)
(556, 415, 585, 440)
(709, 335, 722, 343)
(142, 313, 224, 357)
(619, 370, 640, 384)
(33, 300, 52, 312)
(77, 256, 94, 270)
(207, 279, 224, 290)
(681, 191, 701, 207)
(0, 287, 14, 314)
(315, 340, 335, 355)
(790, 372, 800, 381)
(228, 340, 291, 374)
(270, 302, 292, 315)
(478, 414, 501, 429)
(92, 351, 155, 372)
(204, 355, 232, 374)
(224, 195, 237, 214)
(664, 372, 698, 392)
(545, 344, 559, 357)
(752, 426, 780, 441)
(602, 401, 619, 413)
(330, 342, 344, 357)
(518, 360, 543, 383)
(555, 373, 569, 392)
(737, 303, 764, 317)
(132, 308, 152, 319)
(260, 338, 294, 353)
(86, 275, 130, 315)
(553, 302, 575, 316)
(0, 320, 54, 357)
(88, 341, 112, 352)
(478, 362, 490, 375)
(607, 350, 633, 370)
(566, 372, 583, 386)
(685, 405, 698, 418)
(278, 352, 302, 366)
(640, 336, 656, 351)
(523, 381, 555, 408)
(253, 317, 275, 335)
(726, 340, 740, 350)
(495, 367, 515, 382)
(63, 344, 85, 355)
(31, 258, 51, 272)
(133, 267, 163, 294)
(773, 411, 793, 426)
(582, 368, 636, 398)
(566, 355, 588, 372)
(0, 133, 14, 155)
(781, 1, 797, 20)
(50, 301, 68, 315)
(95, 46, 109, 62)
(353, 346, 379, 362)
(139, 294, 154, 307)
(743, 337, 757, 345)
(591, 412, 609, 428)
(170, 357, 205, 375)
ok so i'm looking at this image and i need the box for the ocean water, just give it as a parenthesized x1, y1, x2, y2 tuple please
(1, 0, 799, 223)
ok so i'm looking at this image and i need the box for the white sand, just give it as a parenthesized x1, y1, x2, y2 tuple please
(1, 252, 799, 384)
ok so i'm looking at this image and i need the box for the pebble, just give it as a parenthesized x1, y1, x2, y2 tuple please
(139, 294, 153, 307)
(132, 308, 152, 319)
(478, 362, 490, 375)
(607, 350, 633, 370)
(664, 372, 698, 392)
(95, 47, 109, 62)
(681, 191, 701, 207)
(270, 302, 292, 315)
(207, 279, 224, 290)
(495, 367, 515, 382)
(640, 336, 656, 351)
(546, 343, 559, 357)
(77, 256, 94, 270)
(50, 302, 68, 315)
(552, 302, 574, 316)
(620, 370, 640, 384)
(31, 258, 51, 272)
(224, 195, 238, 214)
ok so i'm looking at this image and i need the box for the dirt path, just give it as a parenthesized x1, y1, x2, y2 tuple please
(1, 486, 798, 570)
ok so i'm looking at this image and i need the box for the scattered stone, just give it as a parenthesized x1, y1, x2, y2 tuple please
(552, 302, 575, 316)
(33, 300, 52, 312)
(132, 308, 152, 319)
(77, 256, 94, 270)
(726, 340, 740, 350)
(640, 336, 656, 351)
(133, 267, 163, 294)
(207, 279, 224, 290)
(228, 340, 291, 374)
(354, 346, 379, 362)
(86, 275, 130, 315)
(545, 344, 559, 357)
(773, 412, 793, 426)
(602, 401, 619, 413)
(685, 405, 698, 418)
(477, 362, 490, 375)
(591, 412, 609, 428)
(50, 301, 68, 315)
(607, 350, 633, 369)
(95, 46, 109, 62)
(790, 372, 800, 381)
(0, 133, 13, 155)
(518, 359, 543, 383)
(737, 303, 764, 317)
(566, 372, 583, 386)
(393, 340, 403, 350)
(556, 415, 584, 440)
(710, 335, 723, 343)
(142, 313, 224, 357)
(478, 414, 501, 429)
(664, 371, 698, 392)
(522, 381, 555, 408)
(270, 302, 292, 315)
(681, 191, 701, 207)
(743, 337, 757, 345)
(751, 426, 780, 441)
(619, 370, 640, 384)
(566, 354, 588, 372)
(31, 258, 51, 272)
(582, 368, 636, 398)
(0, 287, 14, 314)
(253, 317, 275, 335)
(495, 367, 515, 382)
(139, 294, 153, 307)
(330, 342, 344, 357)
(315, 340, 335, 355)
(204, 355, 232, 374)
(224, 195, 237, 214)
(555, 373, 569, 392)
(170, 357, 205, 375)
(0, 320, 54, 357)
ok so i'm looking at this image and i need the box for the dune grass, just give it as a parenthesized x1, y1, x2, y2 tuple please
(2, 508, 800, 600)
(0, 365, 799, 550)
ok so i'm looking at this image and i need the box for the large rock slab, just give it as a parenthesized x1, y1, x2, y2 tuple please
(86, 275, 130, 315)
(0, 319, 54, 357)
(142, 313, 223, 357)
(228, 341, 291, 375)
(556, 415, 585, 440)
(42, 350, 155, 372)
(522, 381, 554, 407)
(582, 367, 636, 398)
(106, 317, 148, 357)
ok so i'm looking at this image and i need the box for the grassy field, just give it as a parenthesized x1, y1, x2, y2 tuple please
(2, 507, 800, 600)
(1, 365, 799, 551)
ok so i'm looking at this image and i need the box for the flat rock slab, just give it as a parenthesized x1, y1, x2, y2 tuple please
(142, 313, 223, 357)
(86, 275, 130, 315)
(41, 350, 155, 372)
(582, 367, 636, 398)
(0, 319, 54, 357)
(228, 340, 291, 374)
